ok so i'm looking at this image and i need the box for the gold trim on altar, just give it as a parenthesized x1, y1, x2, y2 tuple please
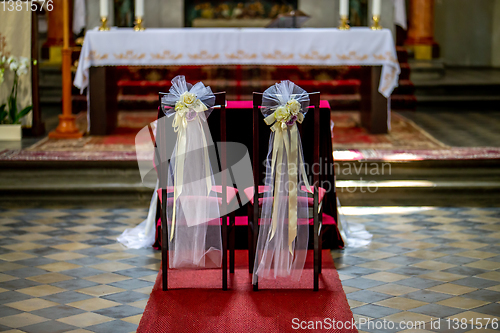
(151, 51, 182, 60)
(86, 51, 108, 61)
(381, 67, 397, 94)
(336, 51, 368, 61)
(262, 50, 293, 60)
(299, 51, 331, 61)
(374, 51, 398, 63)
(188, 51, 220, 60)
(114, 51, 146, 60)
(225, 50, 257, 60)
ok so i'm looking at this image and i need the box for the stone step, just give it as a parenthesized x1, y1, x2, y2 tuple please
(337, 180, 500, 207)
(409, 59, 446, 81)
(392, 79, 415, 95)
(1, 160, 498, 205)
(415, 83, 500, 97)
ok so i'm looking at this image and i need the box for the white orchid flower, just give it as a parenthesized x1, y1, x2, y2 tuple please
(19, 57, 30, 68)
(17, 64, 28, 76)
(9, 60, 19, 72)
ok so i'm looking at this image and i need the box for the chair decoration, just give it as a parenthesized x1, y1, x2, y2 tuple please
(159, 75, 222, 269)
(253, 80, 312, 282)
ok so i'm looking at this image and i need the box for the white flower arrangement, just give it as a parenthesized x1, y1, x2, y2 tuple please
(274, 98, 301, 126)
(0, 52, 34, 124)
(174, 91, 206, 122)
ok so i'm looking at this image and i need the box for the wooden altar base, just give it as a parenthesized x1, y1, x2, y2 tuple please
(84, 65, 409, 136)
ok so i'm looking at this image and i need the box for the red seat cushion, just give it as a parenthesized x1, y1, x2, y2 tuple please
(233, 215, 336, 226)
(157, 186, 238, 206)
(226, 100, 330, 109)
(242, 185, 326, 206)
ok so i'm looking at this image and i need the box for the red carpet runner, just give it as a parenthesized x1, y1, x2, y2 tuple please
(138, 250, 357, 333)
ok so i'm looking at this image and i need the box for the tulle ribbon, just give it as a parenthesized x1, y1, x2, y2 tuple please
(164, 82, 214, 241)
(264, 100, 312, 255)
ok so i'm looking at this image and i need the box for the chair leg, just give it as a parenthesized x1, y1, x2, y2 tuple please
(313, 189, 319, 291)
(247, 205, 254, 274)
(222, 216, 228, 290)
(229, 213, 235, 274)
(318, 214, 323, 275)
(252, 248, 258, 291)
(252, 240, 258, 291)
(252, 207, 259, 291)
(318, 232, 323, 275)
(161, 193, 168, 291)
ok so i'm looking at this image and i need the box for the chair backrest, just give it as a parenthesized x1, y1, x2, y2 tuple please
(155, 91, 226, 150)
(252, 91, 321, 191)
(155, 90, 228, 212)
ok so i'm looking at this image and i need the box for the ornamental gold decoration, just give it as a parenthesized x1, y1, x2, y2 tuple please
(114, 51, 145, 60)
(188, 51, 220, 60)
(151, 51, 183, 60)
(262, 50, 294, 60)
(299, 51, 331, 61)
(225, 50, 257, 60)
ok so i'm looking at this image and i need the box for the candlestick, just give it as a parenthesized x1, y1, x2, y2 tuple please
(134, 17, 145, 31)
(98, 16, 110, 31)
(100, 0, 108, 17)
(339, 0, 349, 17)
(372, 0, 381, 16)
(371, 15, 382, 30)
(339, 15, 350, 30)
(135, 0, 144, 17)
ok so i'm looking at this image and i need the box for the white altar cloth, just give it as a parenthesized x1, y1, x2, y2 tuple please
(74, 27, 400, 98)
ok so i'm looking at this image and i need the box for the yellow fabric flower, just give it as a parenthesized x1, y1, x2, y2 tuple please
(274, 105, 290, 122)
(287, 99, 301, 115)
(175, 100, 187, 112)
(181, 92, 196, 106)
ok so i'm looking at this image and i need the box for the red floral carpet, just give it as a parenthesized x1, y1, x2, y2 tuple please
(1, 111, 499, 162)
(137, 250, 357, 333)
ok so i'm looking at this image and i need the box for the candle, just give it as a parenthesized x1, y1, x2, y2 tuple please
(135, 0, 144, 17)
(373, 0, 381, 16)
(100, 0, 108, 17)
(340, 0, 349, 16)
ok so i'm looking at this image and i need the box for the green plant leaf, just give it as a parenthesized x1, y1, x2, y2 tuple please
(7, 75, 18, 124)
(14, 105, 32, 124)
(0, 104, 7, 124)
(8, 99, 16, 124)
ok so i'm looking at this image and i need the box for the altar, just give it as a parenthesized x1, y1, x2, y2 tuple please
(74, 27, 400, 134)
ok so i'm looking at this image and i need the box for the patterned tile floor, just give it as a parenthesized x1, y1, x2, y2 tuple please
(0, 208, 156, 333)
(336, 207, 500, 333)
(0, 207, 499, 332)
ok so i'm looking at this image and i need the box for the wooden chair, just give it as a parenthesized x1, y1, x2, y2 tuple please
(247, 92, 326, 291)
(152, 91, 237, 291)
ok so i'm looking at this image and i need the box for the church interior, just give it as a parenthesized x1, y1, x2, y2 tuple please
(0, 0, 499, 332)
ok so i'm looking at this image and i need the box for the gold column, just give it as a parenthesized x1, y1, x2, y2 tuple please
(406, 0, 439, 60)
(42, 0, 74, 62)
(48, 0, 82, 139)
